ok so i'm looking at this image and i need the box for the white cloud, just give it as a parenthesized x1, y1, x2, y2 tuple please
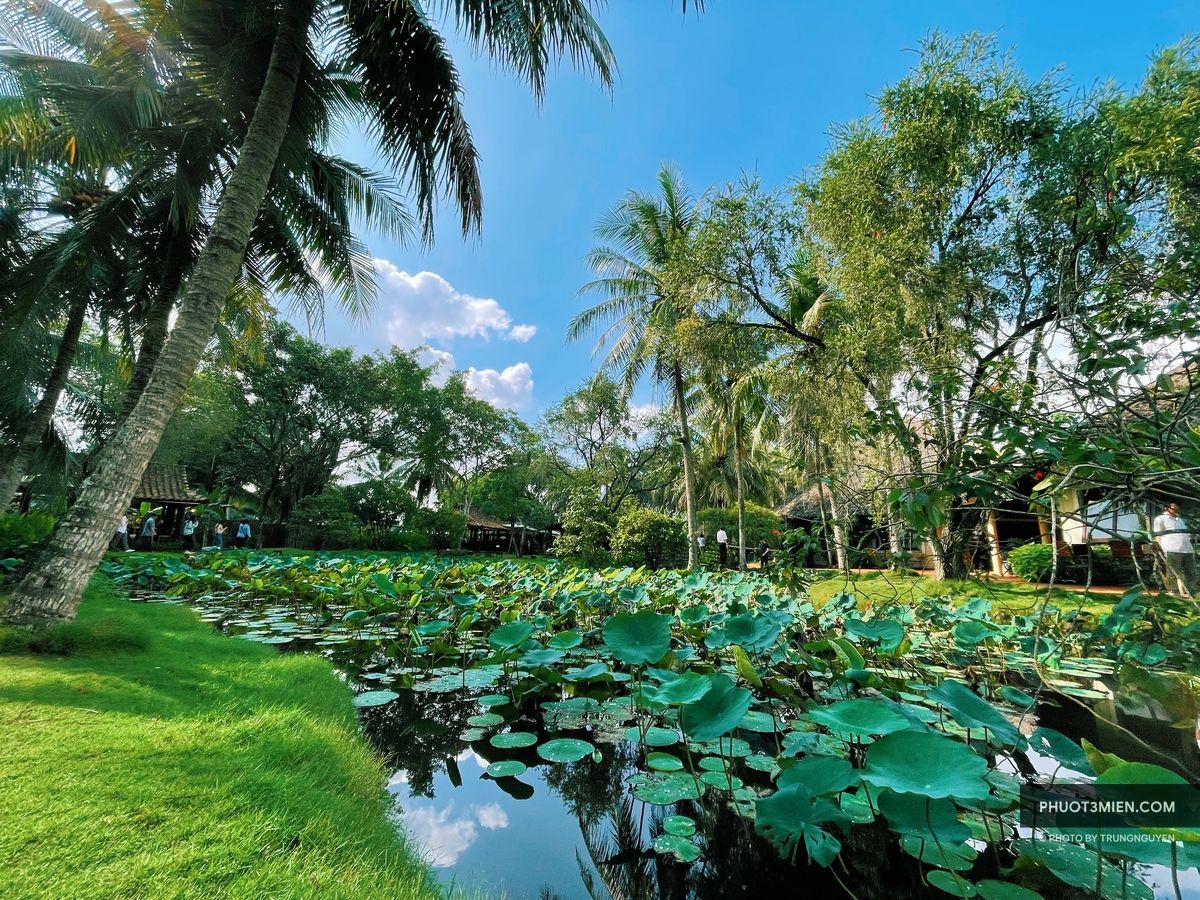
(400, 802, 478, 868)
(415, 347, 456, 387)
(464, 363, 534, 411)
(374, 261, 535, 349)
(474, 803, 509, 830)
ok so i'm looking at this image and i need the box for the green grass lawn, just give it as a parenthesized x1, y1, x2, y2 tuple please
(804, 569, 1119, 618)
(0, 579, 440, 900)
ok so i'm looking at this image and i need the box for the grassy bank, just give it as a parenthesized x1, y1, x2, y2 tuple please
(0, 579, 440, 900)
(805, 569, 1118, 617)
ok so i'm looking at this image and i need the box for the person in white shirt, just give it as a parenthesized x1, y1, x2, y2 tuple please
(1153, 501, 1195, 598)
(715, 527, 729, 567)
(112, 514, 130, 551)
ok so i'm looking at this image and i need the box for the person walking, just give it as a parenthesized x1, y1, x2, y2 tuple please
(1154, 501, 1196, 598)
(758, 538, 771, 572)
(716, 527, 728, 567)
(235, 519, 251, 549)
(181, 514, 197, 551)
(214, 522, 225, 550)
(112, 514, 130, 551)
(139, 513, 157, 551)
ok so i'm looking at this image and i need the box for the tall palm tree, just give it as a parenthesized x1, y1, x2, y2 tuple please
(3, 0, 644, 625)
(568, 164, 703, 568)
(0, 0, 414, 504)
(694, 332, 778, 568)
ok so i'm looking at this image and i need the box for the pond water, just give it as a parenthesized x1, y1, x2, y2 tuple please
(120, 555, 1200, 900)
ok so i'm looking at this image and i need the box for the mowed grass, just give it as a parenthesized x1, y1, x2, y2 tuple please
(0, 579, 441, 900)
(805, 569, 1119, 619)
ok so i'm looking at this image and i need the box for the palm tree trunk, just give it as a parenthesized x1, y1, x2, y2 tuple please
(0, 293, 89, 509)
(2, 3, 313, 625)
(672, 362, 698, 570)
(122, 246, 187, 416)
(735, 449, 747, 571)
(827, 488, 849, 575)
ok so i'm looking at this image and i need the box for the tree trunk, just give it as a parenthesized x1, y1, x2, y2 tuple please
(2, 3, 313, 625)
(816, 479, 833, 567)
(0, 293, 89, 509)
(122, 240, 188, 416)
(672, 363, 699, 570)
(735, 452, 747, 571)
(827, 488, 849, 575)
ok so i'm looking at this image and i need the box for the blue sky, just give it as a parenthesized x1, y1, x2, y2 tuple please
(306, 0, 1194, 418)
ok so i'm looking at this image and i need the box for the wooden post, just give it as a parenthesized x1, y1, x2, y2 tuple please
(986, 509, 1004, 577)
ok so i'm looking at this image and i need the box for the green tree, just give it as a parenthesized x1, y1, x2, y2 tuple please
(569, 164, 703, 568)
(4, 0, 637, 624)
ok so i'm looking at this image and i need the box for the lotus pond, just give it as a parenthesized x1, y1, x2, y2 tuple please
(104, 551, 1200, 899)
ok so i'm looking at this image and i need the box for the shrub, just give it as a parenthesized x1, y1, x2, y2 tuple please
(611, 505, 687, 569)
(697, 504, 782, 552)
(410, 507, 466, 551)
(781, 526, 825, 566)
(1008, 542, 1055, 582)
(553, 490, 615, 567)
(287, 489, 357, 549)
(0, 511, 57, 560)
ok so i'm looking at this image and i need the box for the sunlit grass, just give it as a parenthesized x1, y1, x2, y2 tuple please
(0, 579, 441, 900)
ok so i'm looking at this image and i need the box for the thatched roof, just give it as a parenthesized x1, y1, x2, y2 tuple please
(134, 465, 206, 504)
(467, 509, 512, 530)
(775, 484, 869, 522)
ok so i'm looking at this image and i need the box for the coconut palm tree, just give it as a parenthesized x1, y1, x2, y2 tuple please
(4, 0, 671, 624)
(0, 0, 416, 505)
(568, 164, 704, 568)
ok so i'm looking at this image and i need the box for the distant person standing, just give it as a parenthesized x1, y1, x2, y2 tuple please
(139, 513, 157, 551)
(181, 514, 197, 551)
(214, 522, 225, 550)
(716, 527, 729, 567)
(112, 514, 130, 551)
(235, 519, 251, 549)
(1154, 501, 1195, 598)
(697, 532, 707, 561)
(758, 538, 771, 571)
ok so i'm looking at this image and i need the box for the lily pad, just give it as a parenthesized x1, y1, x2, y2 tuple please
(490, 732, 538, 749)
(632, 772, 703, 805)
(646, 752, 684, 772)
(352, 690, 399, 708)
(477, 694, 510, 708)
(537, 738, 596, 763)
(486, 760, 528, 778)
(626, 726, 680, 747)
(467, 713, 504, 728)
(926, 870, 977, 897)
(663, 814, 697, 836)
(652, 832, 700, 862)
(976, 882, 1044, 900)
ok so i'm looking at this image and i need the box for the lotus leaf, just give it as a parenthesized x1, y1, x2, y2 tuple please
(754, 785, 844, 866)
(680, 674, 753, 742)
(548, 630, 583, 650)
(486, 760, 527, 778)
(1012, 839, 1153, 900)
(806, 698, 911, 740)
(537, 738, 596, 763)
(663, 814, 696, 836)
(646, 752, 684, 772)
(844, 617, 906, 651)
(863, 731, 990, 800)
(927, 680, 1022, 748)
(352, 690, 399, 707)
(925, 870, 977, 897)
(488, 620, 535, 650)
(652, 833, 700, 862)
(653, 671, 712, 705)
(626, 726, 680, 747)
(975, 882, 1043, 900)
(777, 756, 857, 795)
(490, 732, 538, 749)
(602, 610, 673, 666)
(466, 713, 504, 728)
(632, 772, 703, 805)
